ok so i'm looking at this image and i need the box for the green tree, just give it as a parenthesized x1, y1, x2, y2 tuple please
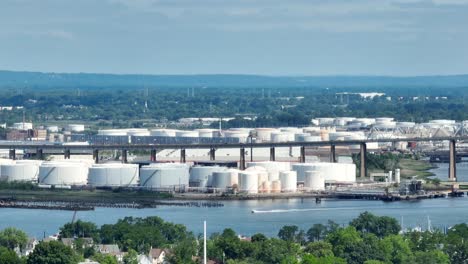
(304, 241, 334, 257)
(307, 224, 328, 242)
(60, 220, 99, 241)
(166, 238, 197, 264)
(123, 249, 138, 264)
(301, 254, 346, 264)
(27, 241, 80, 264)
(91, 253, 118, 264)
(413, 250, 449, 264)
(278, 225, 300, 243)
(350, 212, 400, 238)
(378, 235, 413, 264)
(0, 246, 22, 264)
(0, 227, 28, 251)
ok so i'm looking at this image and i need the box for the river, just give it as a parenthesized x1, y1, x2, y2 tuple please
(1, 163, 467, 238)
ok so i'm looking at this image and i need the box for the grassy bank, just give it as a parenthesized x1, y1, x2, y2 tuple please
(398, 158, 436, 179)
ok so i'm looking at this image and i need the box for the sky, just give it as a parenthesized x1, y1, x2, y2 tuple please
(0, 0, 468, 76)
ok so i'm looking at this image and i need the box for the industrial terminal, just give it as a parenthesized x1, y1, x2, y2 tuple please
(0, 116, 465, 202)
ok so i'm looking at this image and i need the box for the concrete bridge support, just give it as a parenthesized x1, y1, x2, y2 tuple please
(330, 145, 337, 163)
(240, 148, 246, 170)
(360, 143, 367, 178)
(270, 147, 275, 161)
(37, 149, 43, 160)
(9, 149, 15, 160)
(300, 146, 306, 163)
(180, 149, 186, 163)
(121, 149, 128, 163)
(449, 140, 457, 181)
(64, 149, 71, 159)
(93, 149, 99, 163)
(150, 149, 157, 162)
(209, 148, 216, 161)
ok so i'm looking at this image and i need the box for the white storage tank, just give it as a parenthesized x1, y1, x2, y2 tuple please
(140, 163, 190, 189)
(304, 171, 325, 191)
(150, 129, 178, 137)
(189, 166, 226, 187)
(67, 124, 85, 132)
(0, 160, 42, 182)
(292, 162, 356, 183)
(271, 132, 289, 143)
(88, 163, 139, 187)
(176, 131, 199, 138)
(255, 128, 279, 142)
(98, 129, 128, 136)
(395, 168, 401, 184)
(211, 169, 239, 189)
(223, 131, 249, 143)
(279, 171, 297, 192)
(196, 129, 216, 138)
(239, 171, 258, 194)
(39, 161, 88, 186)
(126, 129, 150, 137)
(13, 122, 33, 130)
(246, 161, 291, 181)
(47, 126, 60, 133)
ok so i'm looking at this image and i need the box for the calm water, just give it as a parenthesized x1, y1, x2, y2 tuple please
(1, 163, 468, 238)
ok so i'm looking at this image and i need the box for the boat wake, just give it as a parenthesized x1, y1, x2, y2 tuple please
(251, 207, 365, 214)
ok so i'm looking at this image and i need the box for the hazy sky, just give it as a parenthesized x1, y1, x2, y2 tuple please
(1, 0, 467, 76)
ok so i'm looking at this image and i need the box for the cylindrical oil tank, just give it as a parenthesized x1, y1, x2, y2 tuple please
(280, 171, 297, 192)
(292, 162, 356, 183)
(239, 171, 258, 194)
(255, 128, 279, 142)
(1, 160, 42, 182)
(47, 126, 59, 133)
(271, 180, 281, 193)
(259, 181, 271, 193)
(211, 169, 239, 189)
(270, 132, 289, 143)
(98, 129, 128, 136)
(67, 124, 85, 132)
(196, 129, 216, 138)
(176, 131, 199, 138)
(304, 171, 325, 191)
(223, 131, 249, 143)
(126, 129, 150, 137)
(88, 163, 139, 187)
(246, 161, 290, 181)
(140, 163, 190, 189)
(150, 129, 178, 137)
(395, 168, 401, 184)
(189, 166, 226, 187)
(39, 161, 88, 186)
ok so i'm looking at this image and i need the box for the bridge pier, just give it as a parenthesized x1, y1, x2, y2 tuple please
(121, 149, 128, 163)
(300, 146, 306, 163)
(37, 148, 43, 160)
(209, 148, 216, 161)
(180, 149, 186, 163)
(449, 140, 457, 181)
(270, 147, 275, 161)
(93, 149, 99, 164)
(360, 143, 367, 178)
(330, 145, 336, 163)
(9, 149, 15, 160)
(240, 148, 246, 170)
(150, 149, 156, 162)
(64, 149, 71, 159)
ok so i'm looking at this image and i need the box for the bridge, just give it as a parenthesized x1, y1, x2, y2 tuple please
(2, 135, 466, 181)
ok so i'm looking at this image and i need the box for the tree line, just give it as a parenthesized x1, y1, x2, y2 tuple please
(1, 212, 468, 263)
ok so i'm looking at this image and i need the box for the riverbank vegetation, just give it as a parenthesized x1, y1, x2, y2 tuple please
(2, 212, 468, 263)
(353, 152, 435, 180)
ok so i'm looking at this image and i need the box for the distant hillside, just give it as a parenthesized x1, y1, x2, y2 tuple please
(0, 70, 467, 89)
